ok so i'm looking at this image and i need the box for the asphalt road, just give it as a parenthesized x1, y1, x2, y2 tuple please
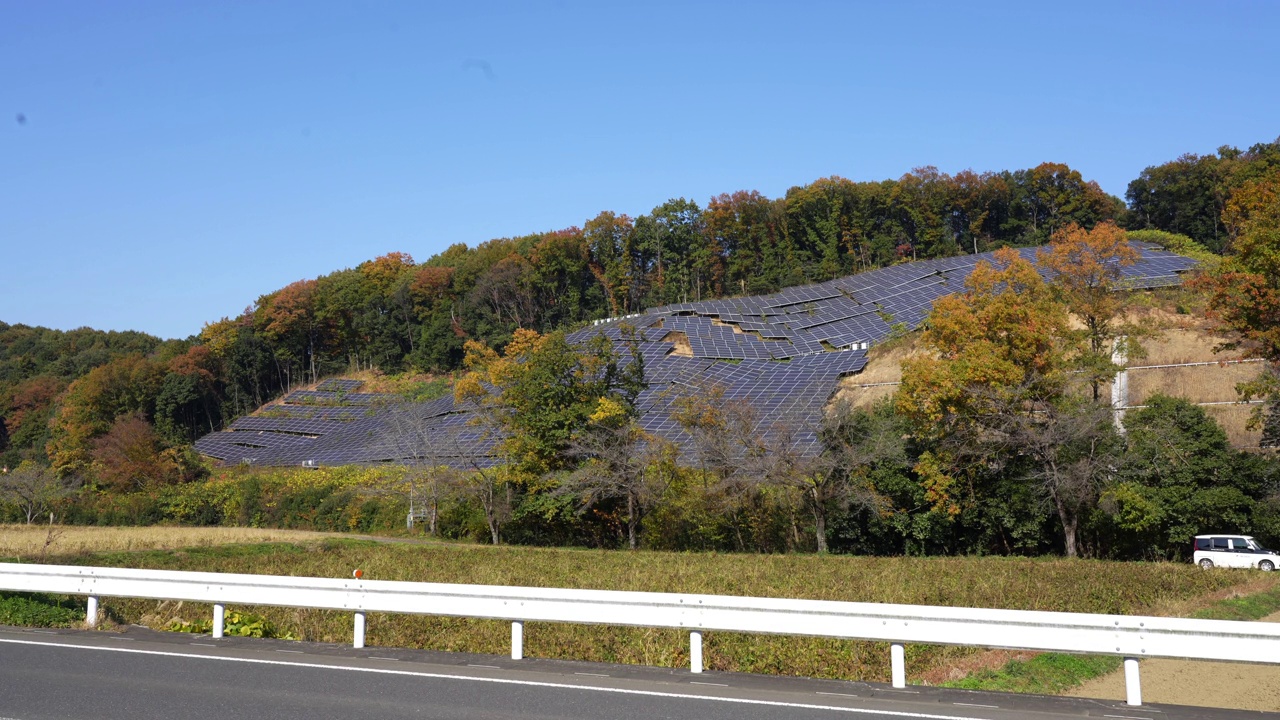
(0, 626, 1269, 720)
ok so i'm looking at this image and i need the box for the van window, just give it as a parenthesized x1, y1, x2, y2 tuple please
(1213, 538, 1230, 550)
(1196, 538, 1212, 551)
(1232, 538, 1250, 551)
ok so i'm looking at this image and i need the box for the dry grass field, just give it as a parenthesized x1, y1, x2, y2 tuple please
(0, 525, 339, 560)
(68, 540, 1259, 685)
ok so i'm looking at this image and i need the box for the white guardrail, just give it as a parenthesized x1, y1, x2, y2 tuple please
(3, 563, 1279, 707)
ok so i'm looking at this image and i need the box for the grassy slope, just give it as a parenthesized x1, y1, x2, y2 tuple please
(941, 575, 1280, 694)
(20, 539, 1251, 684)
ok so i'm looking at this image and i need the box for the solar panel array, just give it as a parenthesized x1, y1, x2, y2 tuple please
(195, 243, 1196, 467)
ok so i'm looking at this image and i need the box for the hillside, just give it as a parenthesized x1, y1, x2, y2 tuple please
(193, 242, 1196, 467)
(837, 298, 1269, 448)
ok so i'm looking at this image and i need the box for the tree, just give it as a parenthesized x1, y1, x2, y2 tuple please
(90, 414, 181, 492)
(1196, 169, 1280, 435)
(1104, 395, 1272, 557)
(756, 401, 905, 553)
(380, 398, 464, 535)
(47, 354, 166, 477)
(899, 248, 1108, 556)
(1037, 221, 1141, 400)
(560, 397, 665, 549)
(455, 327, 644, 476)
(0, 462, 79, 523)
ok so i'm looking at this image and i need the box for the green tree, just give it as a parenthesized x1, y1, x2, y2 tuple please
(1104, 395, 1272, 557)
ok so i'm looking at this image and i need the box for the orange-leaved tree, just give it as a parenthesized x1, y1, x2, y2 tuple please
(898, 248, 1116, 557)
(1194, 169, 1280, 438)
(1036, 221, 1141, 400)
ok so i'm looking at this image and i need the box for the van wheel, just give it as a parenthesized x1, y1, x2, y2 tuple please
(1261, 560, 1275, 572)
(1199, 559, 1214, 569)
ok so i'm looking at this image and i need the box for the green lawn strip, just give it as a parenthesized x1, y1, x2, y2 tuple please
(1191, 582, 1280, 621)
(939, 576, 1280, 694)
(940, 654, 1122, 695)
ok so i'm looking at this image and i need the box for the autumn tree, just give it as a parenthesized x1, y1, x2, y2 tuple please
(899, 248, 1113, 557)
(455, 327, 644, 476)
(1196, 169, 1280, 434)
(90, 414, 183, 491)
(47, 355, 166, 477)
(1037, 221, 1141, 399)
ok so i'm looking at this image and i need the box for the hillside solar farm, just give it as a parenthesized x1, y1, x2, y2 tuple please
(193, 243, 1196, 468)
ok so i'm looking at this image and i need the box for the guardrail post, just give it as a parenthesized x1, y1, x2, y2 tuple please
(85, 596, 98, 628)
(212, 604, 225, 639)
(511, 621, 523, 660)
(890, 643, 906, 688)
(690, 631, 703, 673)
(353, 612, 366, 649)
(1124, 657, 1141, 706)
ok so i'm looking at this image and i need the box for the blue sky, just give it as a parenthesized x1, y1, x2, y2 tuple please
(3, 1, 1278, 339)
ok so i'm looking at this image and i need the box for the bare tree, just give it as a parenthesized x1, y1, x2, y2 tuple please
(669, 380, 769, 550)
(448, 389, 514, 545)
(0, 463, 80, 524)
(754, 401, 904, 553)
(452, 460, 511, 545)
(381, 399, 463, 535)
(560, 409, 666, 550)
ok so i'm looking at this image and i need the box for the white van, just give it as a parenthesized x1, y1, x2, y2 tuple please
(1193, 535, 1279, 571)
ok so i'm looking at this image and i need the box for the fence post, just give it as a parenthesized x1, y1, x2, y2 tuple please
(85, 596, 98, 628)
(212, 604, 225, 639)
(1124, 657, 1142, 706)
(511, 621, 523, 660)
(890, 643, 906, 688)
(353, 612, 366, 649)
(690, 631, 703, 673)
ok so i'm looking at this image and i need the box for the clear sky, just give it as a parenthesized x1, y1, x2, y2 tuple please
(3, 1, 1278, 340)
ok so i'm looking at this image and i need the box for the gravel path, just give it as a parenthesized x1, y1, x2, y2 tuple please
(1065, 611, 1280, 712)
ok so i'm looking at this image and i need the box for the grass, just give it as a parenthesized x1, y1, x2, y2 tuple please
(940, 574, 1280, 694)
(8, 538, 1254, 684)
(0, 592, 85, 628)
(941, 654, 1123, 695)
(0, 525, 340, 561)
(1192, 582, 1280, 621)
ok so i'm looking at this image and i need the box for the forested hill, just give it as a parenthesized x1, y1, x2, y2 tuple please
(2, 137, 1278, 479)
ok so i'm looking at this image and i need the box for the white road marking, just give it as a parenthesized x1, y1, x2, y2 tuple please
(690, 681, 729, 687)
(953, 704, 997, 709)
(817, 692, 861, 698)
(367, 656, 399, 661)
(573, 672, 609, 677)
(0, 637, 991, 720)
(189, 643, 217, 647)
(467, 664, 500, 669)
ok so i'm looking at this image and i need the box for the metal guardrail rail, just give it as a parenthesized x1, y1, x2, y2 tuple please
(3, 562, 1278, 707)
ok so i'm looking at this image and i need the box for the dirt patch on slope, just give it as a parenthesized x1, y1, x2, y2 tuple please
(662, 331, 693, 357)
(833, 335, 926, 409)
(1065, 610, 1280, 712)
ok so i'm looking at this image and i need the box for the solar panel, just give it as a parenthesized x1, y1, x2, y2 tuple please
(194, 243, 1196, 467)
